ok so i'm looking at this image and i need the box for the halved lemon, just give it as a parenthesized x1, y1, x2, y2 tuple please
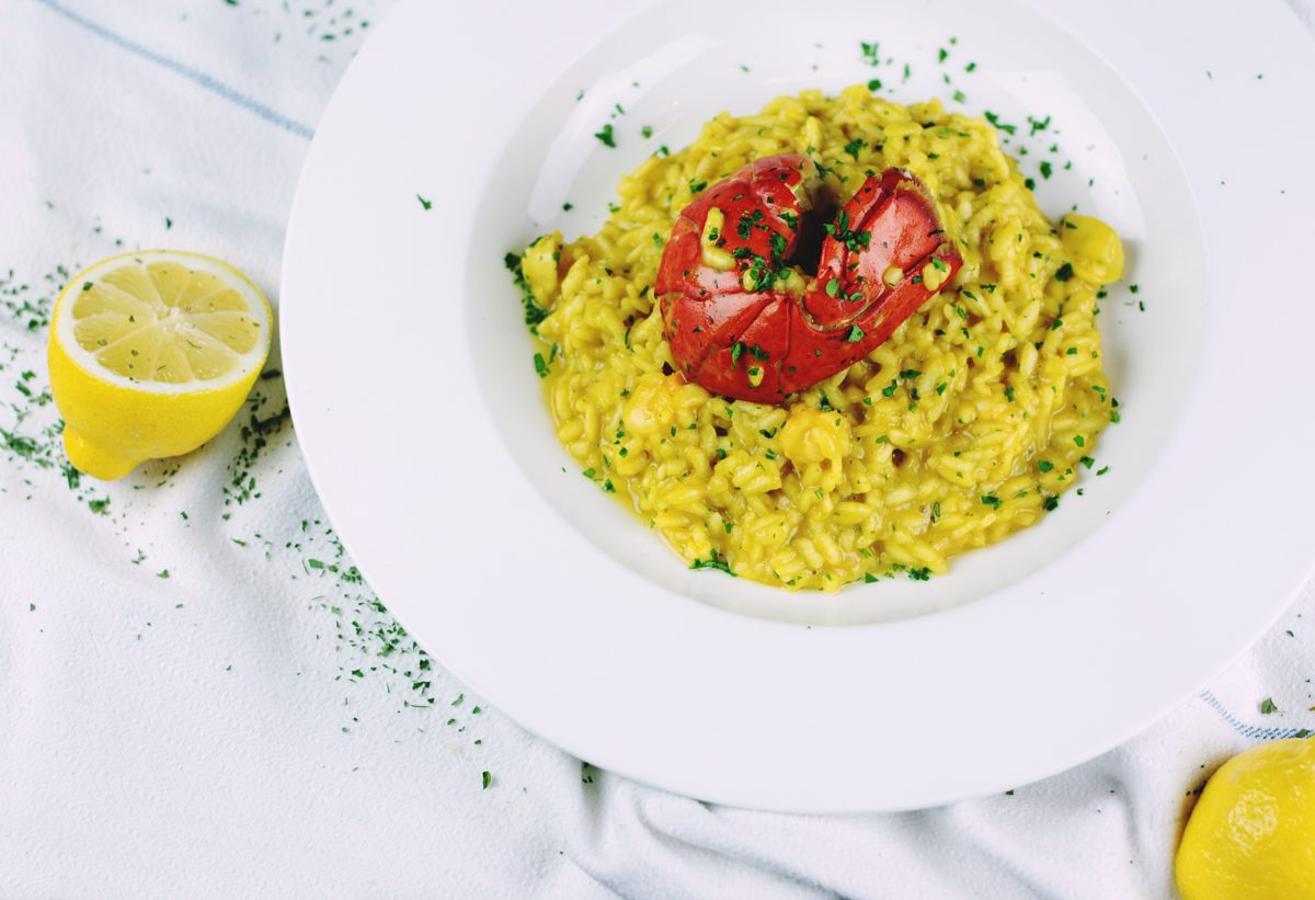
(48, 250, 273, 480)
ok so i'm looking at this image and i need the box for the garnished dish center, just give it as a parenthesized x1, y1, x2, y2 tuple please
(509, 87, 1124, 591)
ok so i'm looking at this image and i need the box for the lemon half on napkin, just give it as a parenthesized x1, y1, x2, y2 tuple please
(48, 250, 273, 480)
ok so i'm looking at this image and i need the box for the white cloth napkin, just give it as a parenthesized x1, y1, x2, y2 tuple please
(2, 1, 1313, 896)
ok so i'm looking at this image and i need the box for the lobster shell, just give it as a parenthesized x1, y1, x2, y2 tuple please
(657, 153, 962, 403)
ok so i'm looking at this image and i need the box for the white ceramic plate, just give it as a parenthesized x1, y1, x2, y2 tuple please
(282, 0, 1315, 811)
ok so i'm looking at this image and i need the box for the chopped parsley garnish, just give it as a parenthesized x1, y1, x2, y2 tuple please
(1037, 459, 1054, 472)
(824, 209, 872, 253)
(416, 194, 433, 210)
(983, 111, 1017, 135)
(641, 125, 653, 138)
(1054, 262, 1074, 282)
(740, 253, 782, 292)
(690, 549, 735, 576)
(532, 353, 549, 378)
(594, 123, 616, 148)
(1042, 496, 1059, 511)
(981, 494, 1002, 509)
(736, 209, 764, 239)
(844, 138, 865, 158)
(504, 251, 548, 330)
(868, 78, 883, 91)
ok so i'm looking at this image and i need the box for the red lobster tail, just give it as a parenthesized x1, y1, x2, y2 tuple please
(657, 155, 960, 403)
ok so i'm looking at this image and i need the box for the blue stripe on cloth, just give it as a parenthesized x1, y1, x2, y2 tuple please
(1199, 690, 1313, 740)
(34, 0, 315, 141)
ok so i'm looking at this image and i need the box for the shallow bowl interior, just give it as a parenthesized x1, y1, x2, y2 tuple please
(463, 0, 1206, 625)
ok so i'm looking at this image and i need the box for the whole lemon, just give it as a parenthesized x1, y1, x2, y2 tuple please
(1176, 737, 1315, 899)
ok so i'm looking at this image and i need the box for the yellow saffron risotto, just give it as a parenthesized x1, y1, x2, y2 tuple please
(514, 86, 1123, 591)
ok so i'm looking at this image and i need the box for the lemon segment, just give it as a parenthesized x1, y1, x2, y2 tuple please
(48, 250, 273, 481)
(1176, 737, 1315, 900)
